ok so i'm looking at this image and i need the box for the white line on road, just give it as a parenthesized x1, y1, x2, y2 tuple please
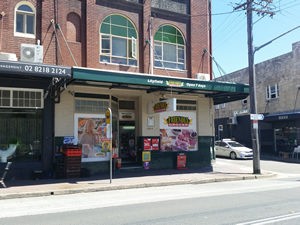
(236, 212, 300, 225)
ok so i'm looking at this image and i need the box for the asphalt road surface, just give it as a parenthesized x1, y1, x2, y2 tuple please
(1, 159, 300, 225)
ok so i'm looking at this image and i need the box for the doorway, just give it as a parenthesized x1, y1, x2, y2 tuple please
(119, 121, 136, 162)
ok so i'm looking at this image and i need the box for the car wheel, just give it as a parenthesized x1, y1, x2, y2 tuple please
(230, 152, 237, 160)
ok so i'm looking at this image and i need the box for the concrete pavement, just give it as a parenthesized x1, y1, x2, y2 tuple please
(0, 160, 276, 200)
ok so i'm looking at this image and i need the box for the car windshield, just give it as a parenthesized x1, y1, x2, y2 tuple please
(227, 141, 244, 147)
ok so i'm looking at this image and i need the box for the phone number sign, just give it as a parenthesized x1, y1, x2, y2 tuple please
(0, 60, 71, 78)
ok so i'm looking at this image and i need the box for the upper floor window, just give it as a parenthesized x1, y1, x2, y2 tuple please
(15, 2, 36, 37)
(99, 15, 137, 66)
(154, 25, 185, 70)
(266, 84, 279, 100)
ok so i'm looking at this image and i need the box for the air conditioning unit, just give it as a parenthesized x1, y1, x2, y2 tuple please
(0, 52, 17, 61)
(228, 116, 237, 125)
(196, 73, 210, 81)
(20, 44, 43, 63)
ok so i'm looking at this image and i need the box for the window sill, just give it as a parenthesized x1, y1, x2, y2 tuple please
(14, 32, 35, 39)
(99, 61, 138, 68)
(154, 66, 187, 73)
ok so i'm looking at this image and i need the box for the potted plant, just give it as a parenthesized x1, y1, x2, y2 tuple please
(0, 138, 20, 163)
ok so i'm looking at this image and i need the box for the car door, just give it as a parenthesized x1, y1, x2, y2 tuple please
(215, 141, 223, 156)
(219, 141, 230, 157)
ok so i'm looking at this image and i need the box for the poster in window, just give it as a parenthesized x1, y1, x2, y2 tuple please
(160, 111, 198, 152)
(151, 138, 159, 151)
(143, 138, 151, 151)
(74, 114, 110, 162)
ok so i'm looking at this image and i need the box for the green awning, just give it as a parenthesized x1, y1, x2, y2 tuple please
(71, 67, 249, 105)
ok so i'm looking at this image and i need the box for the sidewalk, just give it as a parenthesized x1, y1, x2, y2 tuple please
(0, 160, 276, 200)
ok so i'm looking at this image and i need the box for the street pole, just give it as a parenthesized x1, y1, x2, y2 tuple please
(247, 0, 261, 174)
(236, 0, 299, 174)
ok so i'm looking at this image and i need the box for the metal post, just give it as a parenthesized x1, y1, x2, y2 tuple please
(106, 108, 113, 183)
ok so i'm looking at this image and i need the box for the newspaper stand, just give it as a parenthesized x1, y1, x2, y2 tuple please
(62, 145, 82, 178)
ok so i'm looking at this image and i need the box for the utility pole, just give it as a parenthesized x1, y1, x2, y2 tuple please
(234, 0, 274, 174)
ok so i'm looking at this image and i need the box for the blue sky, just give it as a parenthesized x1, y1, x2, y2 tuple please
(211, 0, 300, 77)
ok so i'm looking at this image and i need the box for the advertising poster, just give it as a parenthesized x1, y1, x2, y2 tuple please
(160, 111, 198, 152)
(143, 137, 160, 151)
(74, 114, 110, 162)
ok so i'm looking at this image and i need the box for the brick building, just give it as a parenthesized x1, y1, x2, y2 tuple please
(0, 0, 249, 179)
(215, 41, 300, 156)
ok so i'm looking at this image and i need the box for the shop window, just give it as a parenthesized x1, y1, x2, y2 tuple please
(14, 2, 35, 38)
(176, 99, 196, 111)
(99, 14, 138, 66)
(0, 109, 42, 162)
(0, 88, 43, 109)
(275, 127, 300, 153)
(154, 25, 186, 70)
(266, 84, 279, 100)
(119, 100, 135, 110)
(75, 99, 109, 114)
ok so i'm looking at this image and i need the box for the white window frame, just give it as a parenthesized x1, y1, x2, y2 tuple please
(266, 84, 279, 100)
(0, 87, 43, 109)
(131, 37, 137, 59)
(100, 34, 137, 65)
(14, 1, 36, 38)
(99, 15, 138, 66)
(154, 41, 186, 70)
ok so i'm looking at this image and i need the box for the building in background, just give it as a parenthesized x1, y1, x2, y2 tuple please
(0, 0, 249, 179)
(215, 41, 300, 156)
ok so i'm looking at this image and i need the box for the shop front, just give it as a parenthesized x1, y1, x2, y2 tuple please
(0, 60, 71, 179)
(54, 67, 249, 176)
(264, 112, 300, 154)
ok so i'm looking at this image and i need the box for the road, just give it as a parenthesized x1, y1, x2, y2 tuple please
(1, 158, 300, 225)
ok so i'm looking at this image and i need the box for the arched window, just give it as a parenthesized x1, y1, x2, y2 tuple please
(154, 25, 185, 70)
(67, 13, 81, 42)
(15, 2, 35, 37)
(100, 14, 138, 66)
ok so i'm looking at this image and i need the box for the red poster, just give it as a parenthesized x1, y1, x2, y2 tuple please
(143, 138, 151, 150)
(151, 138, 159, 151)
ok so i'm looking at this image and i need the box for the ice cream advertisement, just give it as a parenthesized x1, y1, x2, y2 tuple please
(74, 114, 110, 162)
(160, 111, 198, 152)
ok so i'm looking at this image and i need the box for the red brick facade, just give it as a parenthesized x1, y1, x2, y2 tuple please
(0, 0, 211, 78)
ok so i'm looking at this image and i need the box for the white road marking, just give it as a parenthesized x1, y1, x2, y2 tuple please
(236, 212, 300, 225)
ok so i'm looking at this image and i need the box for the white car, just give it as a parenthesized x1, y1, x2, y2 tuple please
(215, 139, 253, 159)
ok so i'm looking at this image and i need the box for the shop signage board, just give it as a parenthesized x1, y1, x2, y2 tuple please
(0, 60, 71, 78)
(119, 112, 135, 121)
(160, 111, 198, 152)
(148, 98, 177, 114)
(73, 67, 250, 94)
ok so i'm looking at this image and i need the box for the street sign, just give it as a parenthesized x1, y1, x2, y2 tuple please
(218, 124, 223, 131)
(250, 114, 264, 120)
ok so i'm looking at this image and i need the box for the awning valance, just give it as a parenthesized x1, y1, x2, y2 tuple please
(72, 67, 249, 105)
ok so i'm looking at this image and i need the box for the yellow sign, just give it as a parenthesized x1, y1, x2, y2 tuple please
(142, 151, 151, 162)
(105, 108, 111, 124)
